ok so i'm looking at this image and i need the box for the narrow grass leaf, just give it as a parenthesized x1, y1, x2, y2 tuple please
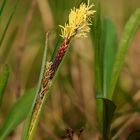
(0, 0, 8, 17)
(0, 65, 9, 105)
(92, 0, 103, 97)
(103, 18, 117, 97)
(0, 88, 36, 140)
(96, 98, 103, 133)
(0, 0, 19, 47)
(22, 35, 48, 140)
(96, 98, 116, 140)
(109, 8, 140, 99)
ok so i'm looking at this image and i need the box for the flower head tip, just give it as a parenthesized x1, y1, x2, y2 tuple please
(60, 2, 95, 39)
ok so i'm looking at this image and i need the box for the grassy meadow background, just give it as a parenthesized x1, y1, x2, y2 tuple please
(0, 0, 140, 139)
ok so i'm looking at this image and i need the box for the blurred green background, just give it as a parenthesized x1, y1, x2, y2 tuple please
(0, 0, 140, 139)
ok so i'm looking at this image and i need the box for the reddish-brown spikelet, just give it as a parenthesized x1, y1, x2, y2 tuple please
(50, 39, 70, 79)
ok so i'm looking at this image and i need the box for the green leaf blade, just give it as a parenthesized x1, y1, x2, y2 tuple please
(0, 0, 8, 17)
(0, 65, 10, 105)
(103, 18, 117, 98)
(0, 0, 19, 47)
(0, 88, 36, 140)
(92, 0, 103, 97)
(22, 35, 48, 140)
(109, 8, 140, 99)
(96, 98, 116, 140)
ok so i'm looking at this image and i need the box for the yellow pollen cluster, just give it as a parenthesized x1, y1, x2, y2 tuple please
(60, 3, 95, 39)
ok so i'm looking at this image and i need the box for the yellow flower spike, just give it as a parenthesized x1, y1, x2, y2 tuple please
(60, 2, 95, 39)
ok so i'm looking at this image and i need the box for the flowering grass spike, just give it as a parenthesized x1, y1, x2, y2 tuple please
(26, 2, 95, 140)
(60, 3, 95, 39)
